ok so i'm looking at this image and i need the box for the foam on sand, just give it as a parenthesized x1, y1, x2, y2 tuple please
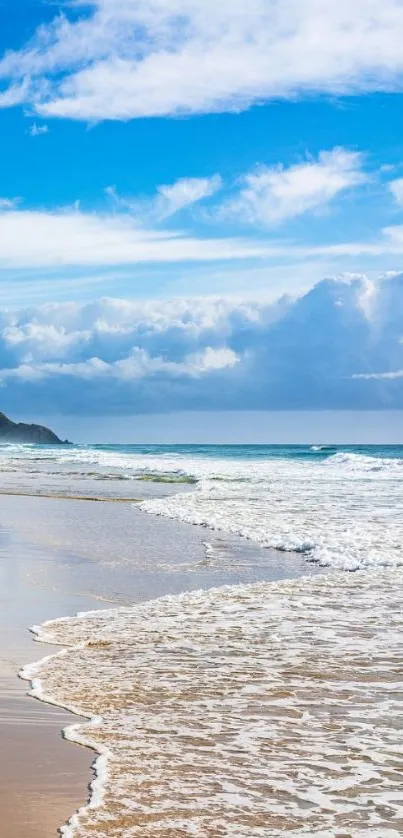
(21, 568, 403, 837)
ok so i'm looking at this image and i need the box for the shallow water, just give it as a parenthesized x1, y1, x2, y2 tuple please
(24, 568, 403, 838)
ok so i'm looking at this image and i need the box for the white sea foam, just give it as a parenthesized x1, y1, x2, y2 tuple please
(325, 451, 403, 473)
(0, 444, 198, 484)
(21, 569, 403, 837)
(140, 452, 403, 570)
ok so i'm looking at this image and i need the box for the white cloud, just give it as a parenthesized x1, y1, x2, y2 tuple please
(352, 370, 403, 380)
(389, 178, 403, 207)
(106, 175, 222, 220)
(0, 152, 401, 277)
(0, 207, 277, 268)
(186, 346, 239, 373)
(0, 345, 240, 383)
(220, 149, 365, 226)
(2, 322, 91, 360)
(2, 200, 403, 272)
(382, 225, 403, 245)
(29, 122, 49, 136)
(2, 2, 403, 120)
(0, 275, 402, 414)
(0, 82, 27, 109)
(155, 175, 222, 219)
(0, 197, 18, 210)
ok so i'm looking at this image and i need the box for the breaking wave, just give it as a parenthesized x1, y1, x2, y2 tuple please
(141, 451, 403, 571)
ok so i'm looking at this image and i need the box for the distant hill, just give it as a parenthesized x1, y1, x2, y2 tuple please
(0, 412, 69, 444)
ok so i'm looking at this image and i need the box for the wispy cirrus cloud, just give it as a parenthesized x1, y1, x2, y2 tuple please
(0, 148, 399, 277)
(106, 174, 223, 221)
(219, 149, 366, 226)
(352, 370, 403, 380)
(154, 175, 223, 219)
(0, 82, 27, 108)
(0, 205, 277, 269)
(2, 201, 403, 272)
(3, 2, 403, 121)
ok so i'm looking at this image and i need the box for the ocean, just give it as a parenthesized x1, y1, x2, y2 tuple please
(6, 442, 403, 836)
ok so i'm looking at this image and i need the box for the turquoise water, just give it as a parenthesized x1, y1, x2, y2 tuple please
(5, 441, 399, 462)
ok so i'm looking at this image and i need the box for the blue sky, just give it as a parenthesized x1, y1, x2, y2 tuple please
(1, 1, 403, 437)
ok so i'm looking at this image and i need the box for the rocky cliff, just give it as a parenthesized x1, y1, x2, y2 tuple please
(0, 412, 69, 444)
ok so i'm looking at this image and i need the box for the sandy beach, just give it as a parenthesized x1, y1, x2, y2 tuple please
(0, 491, 317, 838)
(0, 514, 104, 838)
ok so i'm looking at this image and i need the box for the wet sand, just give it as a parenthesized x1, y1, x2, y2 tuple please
(0, 709, 94, 838)
(0, 525, 106, 838)
(0, 493, 320, 838)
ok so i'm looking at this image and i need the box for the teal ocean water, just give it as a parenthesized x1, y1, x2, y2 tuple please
(3, 441, 403, 460)
(34, 441, 403, 460)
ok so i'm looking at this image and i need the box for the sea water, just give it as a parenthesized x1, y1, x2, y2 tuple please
(8, 443, 403, 835)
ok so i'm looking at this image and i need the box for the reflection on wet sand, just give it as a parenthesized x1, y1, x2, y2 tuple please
(0, 709, 94, 838)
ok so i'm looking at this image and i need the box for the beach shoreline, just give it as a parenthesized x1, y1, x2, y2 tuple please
(21, 565, 403, 838)
(0, 491, 319, 838)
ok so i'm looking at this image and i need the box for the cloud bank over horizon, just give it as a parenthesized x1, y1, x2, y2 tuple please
(1, 273, 403, 416)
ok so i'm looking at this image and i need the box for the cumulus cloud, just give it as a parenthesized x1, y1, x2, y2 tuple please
(2, 2, 403, 120)
(220, 149, 365, 226)
(0, 274, 403, 415)
(0, 345, 239, 383)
